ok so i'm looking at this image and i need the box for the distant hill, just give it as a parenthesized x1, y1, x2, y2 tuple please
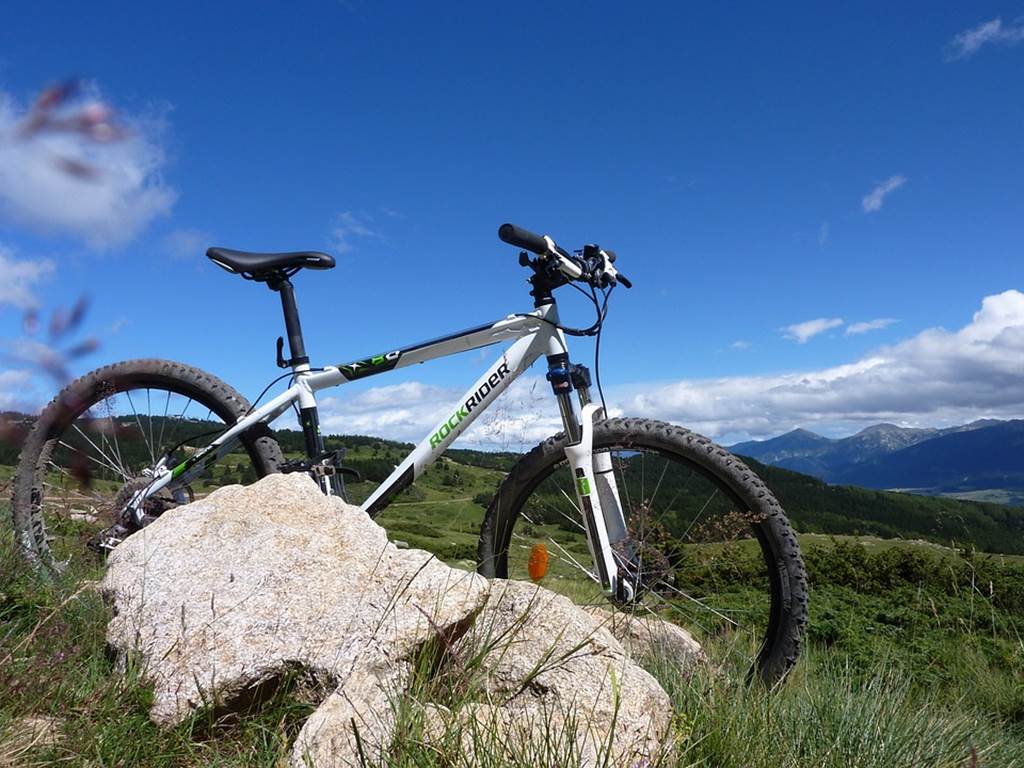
(729, 419, 1004, 486)
(728, 428, 832, 470)
(836, 420, 1024, 492)
(745, 458, 1024, 555)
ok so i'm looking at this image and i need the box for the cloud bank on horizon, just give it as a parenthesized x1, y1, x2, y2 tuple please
(308, 290, 1024, 449)
(624, 289, 1024, 442)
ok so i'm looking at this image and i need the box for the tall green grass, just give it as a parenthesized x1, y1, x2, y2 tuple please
(2, 511, 1023, 766)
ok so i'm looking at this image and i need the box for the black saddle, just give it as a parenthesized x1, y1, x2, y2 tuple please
(207, 247, 335, 280)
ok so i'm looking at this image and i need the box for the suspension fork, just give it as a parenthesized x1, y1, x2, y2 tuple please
(547, 355, 633, 601)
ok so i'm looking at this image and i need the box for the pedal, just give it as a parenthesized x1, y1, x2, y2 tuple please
(279, 449, 362, 482)
(310, 463, 362, 481)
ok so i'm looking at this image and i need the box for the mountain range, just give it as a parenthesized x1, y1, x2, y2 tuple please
(729, 419, 1024, 494)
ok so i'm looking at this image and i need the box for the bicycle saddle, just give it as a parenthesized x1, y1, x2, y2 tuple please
(206, 247, 336, 278)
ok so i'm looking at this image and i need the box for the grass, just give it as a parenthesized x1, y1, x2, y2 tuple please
(3, 457, 1024, 766)
(0, 525, 319, 766)
(657, 648, 1024, 768)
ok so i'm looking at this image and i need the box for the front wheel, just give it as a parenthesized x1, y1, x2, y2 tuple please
(476, 417, 808, 685)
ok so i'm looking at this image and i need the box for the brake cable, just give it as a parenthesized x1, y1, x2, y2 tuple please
(514, 275, 615, 415)
(161, 366, 325, 461)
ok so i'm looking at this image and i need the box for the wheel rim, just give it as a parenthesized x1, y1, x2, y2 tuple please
(495, 443, 784, 679)
(29, 382, 262, 575)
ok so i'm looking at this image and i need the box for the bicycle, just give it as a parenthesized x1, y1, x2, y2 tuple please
(11, 223, 808, 684)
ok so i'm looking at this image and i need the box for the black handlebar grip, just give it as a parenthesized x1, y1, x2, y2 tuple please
(498, 223, 549, 255)
(617, 273, 633, 288)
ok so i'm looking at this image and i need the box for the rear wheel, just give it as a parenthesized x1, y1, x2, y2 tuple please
(11, 359, 283, 577)
(477, 417, 808, 685)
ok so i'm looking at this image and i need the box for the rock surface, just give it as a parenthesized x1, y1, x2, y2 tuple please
(459, 580, 675, 766)
(103, 473, 700, 767)
(296, 581, 677, 767)
(102, 473, 488, 725)
(585, 605, 706, 669)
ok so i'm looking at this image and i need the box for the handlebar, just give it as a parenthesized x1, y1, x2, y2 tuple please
(498, 223, 632, 289)
(498, 223, 548, 255)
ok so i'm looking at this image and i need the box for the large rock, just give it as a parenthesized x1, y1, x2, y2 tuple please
(585, 605, 706, 669)
(103, 473, 699, 767)
(102, 473, 489, 725)
(453, 580, 675, 766)
(294, 580, 677, 767)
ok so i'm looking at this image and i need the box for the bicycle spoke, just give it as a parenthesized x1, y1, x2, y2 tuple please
(553, 486, 586, 532)
(171, 396, 194, 447)
(640, 450, 646, 504)
(147, 389, 156, 465)
(614, 452, 635, 518)
(680, 488, 720, 542)
(98, 399, 128, 476)
(157, 389, 171, 451)
(513, 505, 597, 581)
(647, 458, 671, 512)
(67, 429, 130, 481)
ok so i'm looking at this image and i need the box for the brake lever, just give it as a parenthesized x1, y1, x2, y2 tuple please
(544, 235, 584, 280)
(596, 249, 633, 289)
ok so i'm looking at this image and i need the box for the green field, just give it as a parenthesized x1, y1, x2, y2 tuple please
(2, 436, 1024, 766)
(942, 488, 1024, 506)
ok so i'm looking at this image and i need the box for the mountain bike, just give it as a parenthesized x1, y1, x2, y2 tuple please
(11, 224, 808, 684)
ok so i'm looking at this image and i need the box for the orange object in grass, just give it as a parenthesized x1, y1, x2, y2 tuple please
(527, 543, 549, 581)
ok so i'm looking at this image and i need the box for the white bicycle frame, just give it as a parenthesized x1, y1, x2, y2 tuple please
(134, 300, 633, 598)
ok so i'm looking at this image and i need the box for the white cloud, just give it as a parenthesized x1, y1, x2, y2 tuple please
(783, 317, 843, 343)
(0, 244, 54, 309)
(817, 222, 830, 247)
(846, 318, 898, 335)
(0, 369, 34, 411)
(730, 340, 751, 350)
(328, 211, 381, 254)
(0, 88, 175, 247)
(301, 292, 1024, 448)
(622, 290, 1024, 441)
(862, 175, 907, 213)
(318, 375, 561, 450)
(162, 228, 214, 260)
(945, 18, 1024, 61)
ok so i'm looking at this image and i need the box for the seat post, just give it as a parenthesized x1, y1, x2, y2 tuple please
(268, 275, 335, 488)
(271, 277, 309, 367)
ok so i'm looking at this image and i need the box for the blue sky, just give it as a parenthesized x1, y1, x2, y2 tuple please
(1, 2, 1023, 445)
